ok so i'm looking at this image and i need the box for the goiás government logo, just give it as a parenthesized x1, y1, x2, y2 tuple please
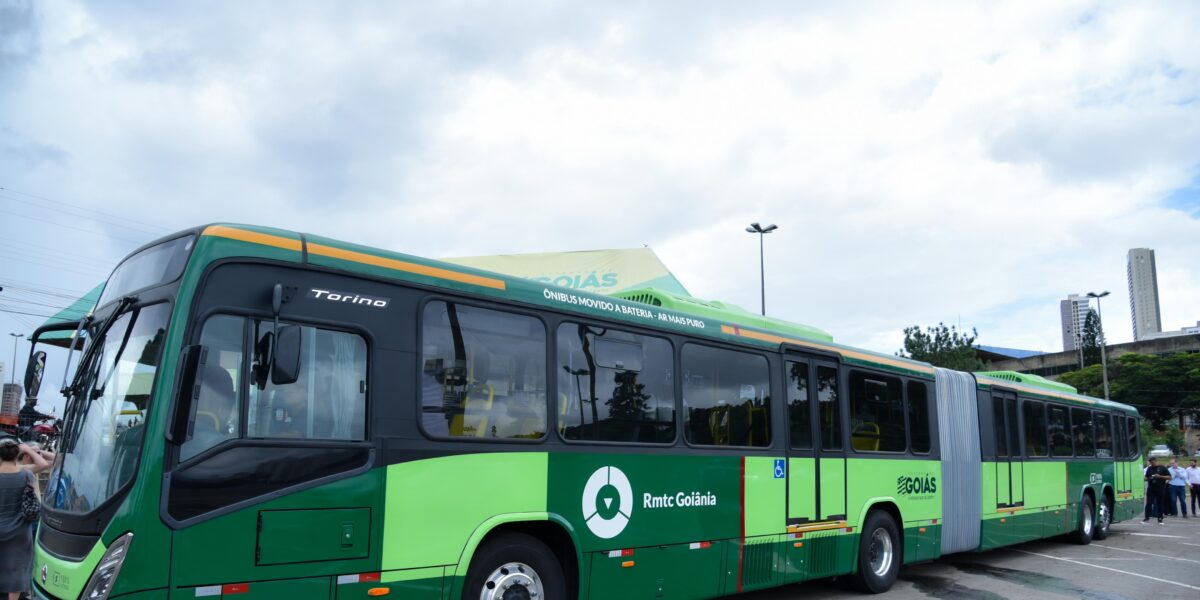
(582, 466, 633, 539)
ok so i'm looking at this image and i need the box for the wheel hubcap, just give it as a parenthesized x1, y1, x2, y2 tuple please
(480, 562, 543, 600)
(868, 528, 894, 577)
(1083, 503, 1093, 535)
(1098, 501, 1110, 531)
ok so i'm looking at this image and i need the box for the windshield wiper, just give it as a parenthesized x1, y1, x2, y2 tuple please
(59, 296, 136, 451)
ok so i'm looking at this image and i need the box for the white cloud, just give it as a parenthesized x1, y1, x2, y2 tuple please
(1, 0, 1199, 404)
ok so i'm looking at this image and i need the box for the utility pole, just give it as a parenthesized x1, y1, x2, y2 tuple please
(9, 333, 23, 385)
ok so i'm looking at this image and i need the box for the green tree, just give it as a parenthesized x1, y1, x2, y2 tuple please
(1058, 364, 1105, 398)
(1080, 309, 1102, 367)
(1061, 352, 1200, 430)
(897, 323, 985, 371)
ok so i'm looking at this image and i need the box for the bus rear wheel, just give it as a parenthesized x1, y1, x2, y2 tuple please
(1091, 494, 1113, 541)
(851, 511, 902, 594)
(1070, 496, 1095, 545)
(463, 532, 566, 600)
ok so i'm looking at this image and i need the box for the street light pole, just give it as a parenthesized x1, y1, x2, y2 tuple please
(1087, 291, 1111, 401)
(745, 222, 778, 316)
(9, 333, 23, 385)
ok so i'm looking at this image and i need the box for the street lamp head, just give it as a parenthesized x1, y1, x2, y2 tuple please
(762, 224, 778, 233)
(1087, 291, 1110, 299)
(745, 226, 757, 233)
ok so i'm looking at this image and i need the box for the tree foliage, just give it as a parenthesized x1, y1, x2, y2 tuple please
(897, 323, 985, 372)
(1061, 352, 1200, 430)
(1080, 309, 1103, 367)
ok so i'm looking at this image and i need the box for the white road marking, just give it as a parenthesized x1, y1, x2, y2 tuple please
(1055, 557, 1145, 561)
(1093, 544, 1200, 564)
(1010, 549, 1200, 592)
(1181, 542, 1200, 548)
(1126, 532, 1184, 538)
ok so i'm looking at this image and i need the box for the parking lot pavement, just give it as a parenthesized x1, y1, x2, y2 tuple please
(736, 517, 1200, 600)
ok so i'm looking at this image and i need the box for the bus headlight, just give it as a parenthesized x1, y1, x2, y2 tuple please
(80, 533, 133, 600)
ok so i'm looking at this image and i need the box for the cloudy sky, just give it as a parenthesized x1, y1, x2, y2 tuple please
(2, 0, 1199, 411)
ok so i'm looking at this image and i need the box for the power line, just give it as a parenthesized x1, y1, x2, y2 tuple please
(0, 208, 148, 245)
(0, 277, 93, 297)
(0, 238, 117, 268)
(0, 307, 82, 321)
(0, 186, 171, 235)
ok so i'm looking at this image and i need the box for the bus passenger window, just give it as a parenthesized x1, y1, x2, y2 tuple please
(1094, 412, 1113, 458)
(682, 345, 770, 447)
(557, 323, 674, 443)
(817, 366, 842, 451)
(849, 371, 905, 452)
(907, 381, 931, 454)
(1023, 401, 1048, 457)
(992, 399, 1008, 458)
(420, 301, 547, 440)
(1049, 406, 1072, 457)
(787, 361, 812, 450)
(1071, 408, 1094, 457)
(180, 314, 244, 462)
(248, 322, 367, 441)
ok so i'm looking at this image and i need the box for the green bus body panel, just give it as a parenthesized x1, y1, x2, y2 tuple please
(33, 539, 106, 600)
(258, 508, 371, 565)
(170, 469, 385, 587)
(383, 453, 548, 570)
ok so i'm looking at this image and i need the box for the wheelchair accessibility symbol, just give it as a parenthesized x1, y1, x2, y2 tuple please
(774, 459, 785, 479)
(582, 466, 634, 539)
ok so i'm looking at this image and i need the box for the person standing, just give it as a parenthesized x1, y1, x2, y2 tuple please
(1, 435, 39, 600)
(1167, 459, 1188, 518)
(1187, 459, 1200, 516)
(1143, 456, 1171, 524)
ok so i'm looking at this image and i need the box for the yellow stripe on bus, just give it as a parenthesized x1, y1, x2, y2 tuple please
(203, 225, 303, 252)
(720, 325, 934, 374)
(202, 226, 506, 291)
(307, 243, 506, 291)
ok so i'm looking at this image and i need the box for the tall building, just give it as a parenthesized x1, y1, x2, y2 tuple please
(1127, 248, 1163, 341)
(1060, 294, 1090, 351)
(1, 383, 21, 417)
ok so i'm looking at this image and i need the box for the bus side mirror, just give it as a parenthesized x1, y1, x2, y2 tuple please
(271, 325, 301, 385)
(167, 345, 208, 443)
(24, 351, 46, 400)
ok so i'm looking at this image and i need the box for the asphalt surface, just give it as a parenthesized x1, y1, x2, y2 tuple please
(734, 516, 1200, 600)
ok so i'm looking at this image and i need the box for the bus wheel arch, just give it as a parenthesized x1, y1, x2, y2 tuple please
(850, 503, 904, 594)
(454, 515, 580, 600)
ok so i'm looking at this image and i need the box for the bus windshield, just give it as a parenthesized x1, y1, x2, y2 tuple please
(47, 302, 170, 513)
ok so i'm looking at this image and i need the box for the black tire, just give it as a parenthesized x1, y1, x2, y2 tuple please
(1070, 496, 1095, 545)
(1092, 494, 1113, 541)
(462, 532, 567, 600)
(851, 511, 902, 594)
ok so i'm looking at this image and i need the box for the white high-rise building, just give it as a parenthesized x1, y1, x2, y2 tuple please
(1127, 248, 1163, 341)
(1060, 294, 1090, 351)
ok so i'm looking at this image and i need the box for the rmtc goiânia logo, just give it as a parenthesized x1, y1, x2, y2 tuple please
(896, 474, 938, 497)
(582, 466, 634, 539)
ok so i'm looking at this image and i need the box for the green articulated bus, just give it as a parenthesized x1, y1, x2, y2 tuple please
(25, 224, 1145, 600)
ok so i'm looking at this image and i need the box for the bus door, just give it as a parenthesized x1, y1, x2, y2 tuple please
(163, 266, 382, 598)
(783, 353, 846, 582)
(992, 392, 1024, 511)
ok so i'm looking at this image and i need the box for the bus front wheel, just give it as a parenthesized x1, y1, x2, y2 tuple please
(463, 532, 566, 600)
(851, 511, 902, 594)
